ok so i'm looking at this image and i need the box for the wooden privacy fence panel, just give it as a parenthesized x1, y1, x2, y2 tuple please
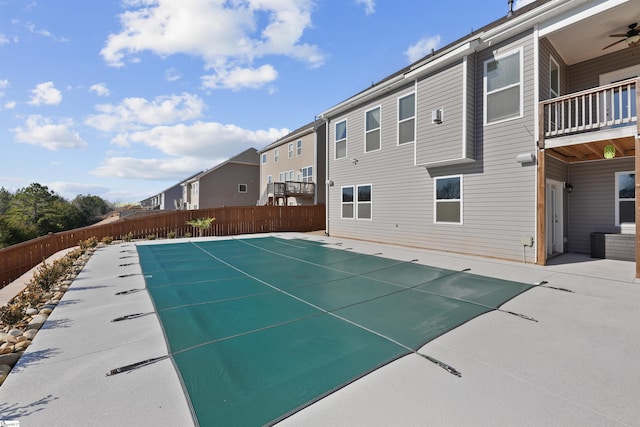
(0, 205, 325, 288)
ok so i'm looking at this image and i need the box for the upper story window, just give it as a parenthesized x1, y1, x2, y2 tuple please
(261, 153, 267, 164)
(296, 140, 302, 156)
(267, 175, 272, 183)
(335, 120, 347, 159)
(365, 106, 381, 152)
(238, 184, 247, 193)
(616, 171, 635, 227)
(288, 143, 294, 159)
(435, 175, 462, 224)
(398, 93, 415, 144)
(484, 48, 523, 125)
(550, 56, 560, 98)
(274, 148, 279, 163)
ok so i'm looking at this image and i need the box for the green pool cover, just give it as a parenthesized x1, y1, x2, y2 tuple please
(136, 237, 533, 426)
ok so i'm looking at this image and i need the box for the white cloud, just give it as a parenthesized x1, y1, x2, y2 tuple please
(28, 81, 62, 106)
(25, 22, 69, 42)
(89, 82, 110, 97)
(91, 156, 210, 181)
(355, 0, 375, 15)
(119, 121, 289, 158)
(100, 0, 324, 90)
(201, 64, 278, 90)
(514, 0, 536, 9)
(84, 92, 205, 132)
(13, 115, 88, 150)
(165, 68, 181, 82)
(404, 35, 442, 64)
(0, 33, 9, 44)
(48, 181, 111, 198)
(4, 101, 16, 109)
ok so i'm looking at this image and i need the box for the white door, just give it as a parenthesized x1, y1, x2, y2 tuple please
(546, 179, 564, 256)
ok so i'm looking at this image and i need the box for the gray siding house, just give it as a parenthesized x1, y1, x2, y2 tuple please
(180, 148, 260, 209)
(140, 171, 202, 210)
(258, 120, 327, 206)
(319, 0, 639, 274)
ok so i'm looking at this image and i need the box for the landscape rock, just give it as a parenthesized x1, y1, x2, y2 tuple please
(0, 364, 11, 386)
(26, 308, 38, 315)
(0, 352, 23, 368)
(0, 344, 14, 355)
(23, 329, 37, 340)
(8, 329, 23, 337)
(27, 314, 48, 330)
(39, 308, 53, 315)
(14, 340, 30, 351)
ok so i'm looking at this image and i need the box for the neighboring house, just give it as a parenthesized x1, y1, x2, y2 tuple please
(139, 171, 202, 210)
(181, 148, 260, 210)
(319, 0, 639, 273)
(258, 120, 326, 206)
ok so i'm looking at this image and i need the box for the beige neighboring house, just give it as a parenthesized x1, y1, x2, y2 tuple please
(180, 148, 260, 210)
(258, 120, 326, 206)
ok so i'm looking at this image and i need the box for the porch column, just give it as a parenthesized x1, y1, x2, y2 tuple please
(536, 149, 546, 266)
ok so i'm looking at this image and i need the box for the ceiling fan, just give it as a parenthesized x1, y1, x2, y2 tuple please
(603, 22, 640, 50)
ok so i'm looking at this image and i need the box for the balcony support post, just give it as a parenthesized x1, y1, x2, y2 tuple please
(536, 148, 546, 266)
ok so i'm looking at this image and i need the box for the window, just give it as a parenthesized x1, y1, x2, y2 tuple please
(274, 148, 279, 163)
(435, 176, 462, 224)
(267, 175, 272, 183)
(357, 184, 372, 219)
(279, 172, 285, 181)
(398, 93, 415, 144)
(301, 166, 313, 182)
(287, 170, 294, 181)
(365, 106, 381, 152)
(616, 172, 635, 226)
(288, 143, 294, 159)
(261, 153, 267, 164)
(550, 56, 560, 98)
(238, 184, 247, 193)
(296, 140, 302, 156)
(341, 186, 354, 219)
(335, 120, 347, 159)
(484, 49, 522, 124)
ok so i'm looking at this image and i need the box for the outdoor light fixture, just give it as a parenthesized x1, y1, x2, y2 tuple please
(565, 182, 573, 193)
(516, 152, 535, 163)
(604, 144, 616, 159)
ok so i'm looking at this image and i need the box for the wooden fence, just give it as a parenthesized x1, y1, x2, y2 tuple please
(0, 205, 325, 288)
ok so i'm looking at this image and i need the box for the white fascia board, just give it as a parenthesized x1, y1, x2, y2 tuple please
(419, 157, 475, 168)
(404, 40, 480, 80)
(482, 0, 588, 45)
(319, 74, 405, 119)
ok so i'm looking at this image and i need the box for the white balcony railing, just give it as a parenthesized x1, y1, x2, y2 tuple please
(541, 78, 637, 139)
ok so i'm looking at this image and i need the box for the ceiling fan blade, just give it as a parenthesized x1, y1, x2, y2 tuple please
(602, 38, 627, 50)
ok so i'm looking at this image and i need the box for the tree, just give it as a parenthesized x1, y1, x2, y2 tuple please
(186, 217, 215, 237)
(0, 187, 11, 215)
(72, 194, 112, 224)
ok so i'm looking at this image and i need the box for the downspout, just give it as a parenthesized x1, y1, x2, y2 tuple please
(324, 117, 330, 236)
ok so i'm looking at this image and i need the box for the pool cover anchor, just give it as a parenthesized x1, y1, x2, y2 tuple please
(115, 288, 144, 295)
(420, 353, 462, 377)
(106, 355, 169, 377)
(111, 312, 153, 322)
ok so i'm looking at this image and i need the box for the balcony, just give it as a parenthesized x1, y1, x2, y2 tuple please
(540, 78, 638, 154)
(268, 181, 316, 197)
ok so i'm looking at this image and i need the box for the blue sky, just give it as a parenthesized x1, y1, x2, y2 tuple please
(0, 0, 534, 203)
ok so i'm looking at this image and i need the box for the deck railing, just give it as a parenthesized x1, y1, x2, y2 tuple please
(268, 181, 316, 197)
(540, 77, 638, 140)
(0, 205, 325, 288)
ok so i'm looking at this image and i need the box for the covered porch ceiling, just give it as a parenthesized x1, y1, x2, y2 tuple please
(546, 135, 636, 162)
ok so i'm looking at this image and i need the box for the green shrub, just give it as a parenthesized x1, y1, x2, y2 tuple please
(123, 232, 134, 242)
(146, 234, 157, 240)
(101, 236, 114, 245)
(167, 231, 177, 239)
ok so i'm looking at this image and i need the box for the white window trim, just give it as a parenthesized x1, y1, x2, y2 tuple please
(549, 55, 560, 98)
(615, 170, 635, 228)
(296, 139, 302, 156)
(267, 175, 272, 183)
(238, 184, 247, 193)
(274, 148, 279, 163)
(288, 142, 294, 159)
(364, 105, 382, 153)
(335, 119, 348, 160)
(356, 183, 373, 220)
(397, 92, 416, 145)
(434, 175, 463, 225)
(341, 185, 354, 219)
(483, 47, 524, 126)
